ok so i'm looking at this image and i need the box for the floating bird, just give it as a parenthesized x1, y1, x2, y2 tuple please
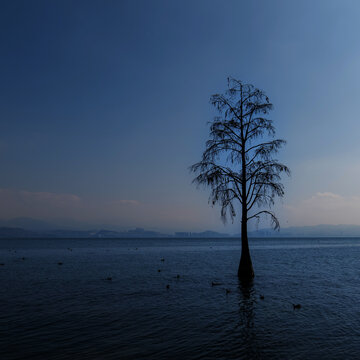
(211, 281, 222, 286)
(106, 277, 112, 281)
(161, 258, 165, 262)
(226, 289, 231, 294)
(260, 295, 265, 300)
(58, 262, 63, 265)
(158, 269, 161, 272)
(166, 284, 170, 289)
(176, 274, 180, 279)
(22, 257, 26, 261)
(293, 304, 301, 309)
(0, 263, 4, 266)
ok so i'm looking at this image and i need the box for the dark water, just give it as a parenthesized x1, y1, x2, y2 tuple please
(1, 237, 360, 359)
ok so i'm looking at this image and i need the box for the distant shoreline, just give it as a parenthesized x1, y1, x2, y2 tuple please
(2, 223, 360, 239)
(2, 235, 360, 240)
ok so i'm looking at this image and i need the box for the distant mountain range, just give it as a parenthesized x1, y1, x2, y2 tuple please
(174, 230, 229, 238)
(1, 217, 360, 238)
(0, 218, 232, 238)
(0, 227, 232, 239)
(0, 226, 169, 239)
(248, 224, 360, 237)
(0, 217, 57, 231)
(0, 217, 130, 232)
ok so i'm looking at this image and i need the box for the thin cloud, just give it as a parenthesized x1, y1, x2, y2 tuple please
(283, 192, 360, 226)
(110, 199, 140, 206)
(0, 188, 224, 232)
(0, 188, 83, 219)
(314, 192, 342, 199)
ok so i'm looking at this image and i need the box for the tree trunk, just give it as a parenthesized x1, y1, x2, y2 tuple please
(238, 214, 254, 280)
(238, 89, 254, 281)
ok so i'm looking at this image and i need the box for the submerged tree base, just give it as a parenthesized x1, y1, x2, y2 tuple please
(237, 266, 254, 281)
(238, 254, 255, 280)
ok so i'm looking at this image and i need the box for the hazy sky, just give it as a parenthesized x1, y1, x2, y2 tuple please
(2, 0, 360, 233)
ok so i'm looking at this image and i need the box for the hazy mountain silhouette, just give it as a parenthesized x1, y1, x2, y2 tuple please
(248, 224, 360, 237)
(2, 217, 360, 238)
(0, 217, 58, 231)
(0, 217, 140, 232)
(0, 226, 170, 239)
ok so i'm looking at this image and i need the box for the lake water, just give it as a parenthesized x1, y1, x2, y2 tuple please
(1, 237, 360, 359)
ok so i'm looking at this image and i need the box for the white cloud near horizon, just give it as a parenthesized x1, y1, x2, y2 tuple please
(283, 192, 360, 226)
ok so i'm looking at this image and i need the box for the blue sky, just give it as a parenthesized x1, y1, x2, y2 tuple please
(2, 0, 360, 233)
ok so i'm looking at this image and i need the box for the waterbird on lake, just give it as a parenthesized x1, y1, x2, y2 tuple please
(161, 258, 165, 262)
(166, 284, 170, 289)
(293, 304, 301, 309)
(260, 295, 265, 300)
(58, 262, 63, 265)
(0, 263, 4, 266)
(158, 269, 161, 272)
(211, 281, 222, 286)
(226, 289, 231, 294)
(22, 257, 26, 260)
(176, 274, 180, 279)
(106, 277, 112, 281)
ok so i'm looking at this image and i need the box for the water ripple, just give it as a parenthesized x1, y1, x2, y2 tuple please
(1, 237, 360, 359)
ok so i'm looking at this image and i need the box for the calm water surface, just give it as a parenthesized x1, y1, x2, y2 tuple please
(1, 237, 360, 359)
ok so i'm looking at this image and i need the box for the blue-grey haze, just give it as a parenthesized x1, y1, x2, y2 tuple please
(1, 0, 360, 232)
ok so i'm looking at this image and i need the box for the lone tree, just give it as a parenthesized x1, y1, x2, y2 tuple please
(190, 78, 289, 281)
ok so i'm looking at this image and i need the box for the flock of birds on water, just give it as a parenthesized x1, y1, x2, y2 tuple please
(1, 246, 302, 310)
